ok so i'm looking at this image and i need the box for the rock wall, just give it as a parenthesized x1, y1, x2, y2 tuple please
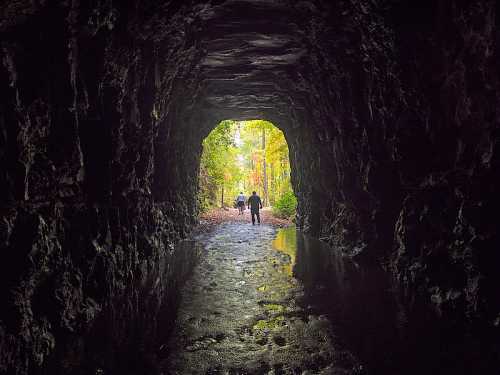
(0, 2, 201, 374)
(0, 0, 498, 373)
(295, 0, 499, 329)
(388, 0, 498, 326)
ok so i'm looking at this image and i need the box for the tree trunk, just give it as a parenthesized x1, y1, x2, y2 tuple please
(270, 162, 275, 205)
(262, 127, 268, 206)
(221, 185, 224, 208)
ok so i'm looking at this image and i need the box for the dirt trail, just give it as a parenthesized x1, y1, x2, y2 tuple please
(197, 208, 291, 232)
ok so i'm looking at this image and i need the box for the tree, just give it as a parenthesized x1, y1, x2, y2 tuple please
(261, 126, 268, 206)
(199, 120, 240, 209)
(199, 119, 295, 216)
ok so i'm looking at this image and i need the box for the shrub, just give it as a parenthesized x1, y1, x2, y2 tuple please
(272, 191, 297, 219)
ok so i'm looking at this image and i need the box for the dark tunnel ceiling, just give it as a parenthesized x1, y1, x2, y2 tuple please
(187, 0, 311, 121)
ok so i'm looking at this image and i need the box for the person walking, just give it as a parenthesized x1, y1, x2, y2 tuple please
(247, 191, 263, 225)
(235, 192, 246, 214)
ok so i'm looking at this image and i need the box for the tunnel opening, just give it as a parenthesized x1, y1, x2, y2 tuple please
(198, 119, 296, 219)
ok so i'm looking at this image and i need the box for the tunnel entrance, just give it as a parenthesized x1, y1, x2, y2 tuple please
(199, 119, 296, 219)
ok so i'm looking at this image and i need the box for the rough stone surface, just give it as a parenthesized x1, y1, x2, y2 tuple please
(0, 0, 498, 374)
(164, 224, 362, 374)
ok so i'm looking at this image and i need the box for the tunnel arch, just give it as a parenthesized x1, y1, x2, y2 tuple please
(151, 97, 323, 234)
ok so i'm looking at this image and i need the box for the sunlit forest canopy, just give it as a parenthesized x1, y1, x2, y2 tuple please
(199, 120, 296, 217)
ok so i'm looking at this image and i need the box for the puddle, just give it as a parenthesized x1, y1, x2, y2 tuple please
(271, 226, 297, 276)
(252, 316, 285, 332)
(274, 227, 499, 375)
(163, 224, 497, 374)
(262, 303, 285, 314)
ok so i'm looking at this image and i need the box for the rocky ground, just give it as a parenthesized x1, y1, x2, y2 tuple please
(161, 222, 362, 374)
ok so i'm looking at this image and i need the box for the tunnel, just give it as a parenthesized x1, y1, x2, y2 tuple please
(0, 0, 498, 374)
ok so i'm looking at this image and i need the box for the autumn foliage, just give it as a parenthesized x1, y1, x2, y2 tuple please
(199, 120, 296, 219)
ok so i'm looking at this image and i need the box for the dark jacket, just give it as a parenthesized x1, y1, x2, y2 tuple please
(247, 195, 262, 211)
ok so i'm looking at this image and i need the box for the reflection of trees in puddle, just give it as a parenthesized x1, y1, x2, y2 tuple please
(271, 226, 297, 276)
(252, 303, 287, 333)
(257, 284, 268, 292)
(262, 303, 285, 314)
(252, 316, 285, 332)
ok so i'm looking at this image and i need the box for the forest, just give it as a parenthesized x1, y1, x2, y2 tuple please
(199, 120, 297, 218)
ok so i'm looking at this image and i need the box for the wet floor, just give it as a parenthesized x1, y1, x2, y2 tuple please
(162, 224, 499, 375)
(163, 223, 362, 374)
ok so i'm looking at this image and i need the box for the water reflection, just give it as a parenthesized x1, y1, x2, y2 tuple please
(271, 226, 296, 276)
(273, 227, 498, 375)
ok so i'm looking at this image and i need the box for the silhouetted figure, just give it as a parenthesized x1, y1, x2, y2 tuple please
(235, 192, 246, 214)
(247, 191, 263, 225)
